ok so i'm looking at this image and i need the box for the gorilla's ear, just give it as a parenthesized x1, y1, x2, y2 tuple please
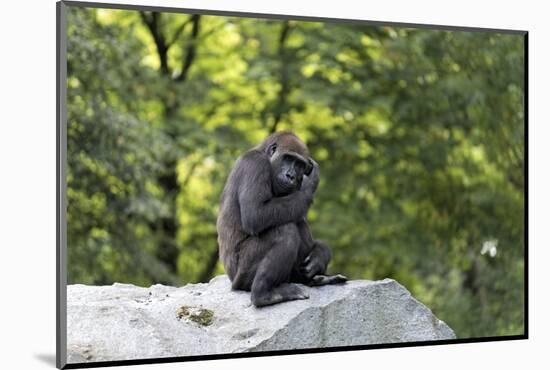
(304, 159, 313, 176)
(268, 143, 278, 157)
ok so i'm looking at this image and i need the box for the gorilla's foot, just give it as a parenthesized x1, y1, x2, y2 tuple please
(308, 274, 348, 286)
(251, 283, 309, 307)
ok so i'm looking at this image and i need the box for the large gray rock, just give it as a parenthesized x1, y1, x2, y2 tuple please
(67, 275, 455, 364)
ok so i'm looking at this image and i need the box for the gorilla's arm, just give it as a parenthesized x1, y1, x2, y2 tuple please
(296, 219, 331, 278)
(295, 220, 347, 286)
(237, 151, 318, 236)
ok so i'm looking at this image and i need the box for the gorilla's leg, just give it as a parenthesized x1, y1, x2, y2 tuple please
(250, 223, 309, 307)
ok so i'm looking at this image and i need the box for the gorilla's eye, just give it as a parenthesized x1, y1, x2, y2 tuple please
(294, 159, 306, 173)
(268, 143, 277, 157)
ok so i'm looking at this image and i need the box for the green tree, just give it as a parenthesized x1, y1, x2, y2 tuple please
(66, 7, 524, 338)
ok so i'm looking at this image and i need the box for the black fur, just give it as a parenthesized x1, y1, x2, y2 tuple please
(217, 132, 347, 307)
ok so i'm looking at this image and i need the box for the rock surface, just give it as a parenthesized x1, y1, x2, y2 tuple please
(67, 275, 455, 363)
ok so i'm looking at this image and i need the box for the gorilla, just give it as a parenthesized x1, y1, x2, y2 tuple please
(217, 131, 347, 307)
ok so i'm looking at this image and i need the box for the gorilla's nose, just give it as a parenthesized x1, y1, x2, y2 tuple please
(286, 173, 296, 182)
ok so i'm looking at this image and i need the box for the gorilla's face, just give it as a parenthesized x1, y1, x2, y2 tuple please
(268, 143, 312, 196)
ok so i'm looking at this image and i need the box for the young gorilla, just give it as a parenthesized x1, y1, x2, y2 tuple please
(217, 131, 347, 307)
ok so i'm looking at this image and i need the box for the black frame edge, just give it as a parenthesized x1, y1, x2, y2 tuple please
(523, 32, 529, 339)
(57, 1, 529, 369)
(57, 1, 68, 369)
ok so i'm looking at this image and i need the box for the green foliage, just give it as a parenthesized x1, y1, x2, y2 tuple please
(66, 7, 524, 339)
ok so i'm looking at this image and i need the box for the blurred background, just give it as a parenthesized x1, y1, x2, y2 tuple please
(66, 7, 525, 339)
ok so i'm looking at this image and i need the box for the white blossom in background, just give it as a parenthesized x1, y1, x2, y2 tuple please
(481, 240, 498, 258)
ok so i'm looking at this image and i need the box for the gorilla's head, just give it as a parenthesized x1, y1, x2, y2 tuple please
(257, 131, 314, 196)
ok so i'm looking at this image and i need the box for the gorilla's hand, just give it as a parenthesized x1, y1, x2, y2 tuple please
(302, 159, 320, 196)
(300, 252, 325, 279)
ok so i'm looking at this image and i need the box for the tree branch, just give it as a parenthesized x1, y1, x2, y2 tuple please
(139, 11, 152, 25)
(140, 11, 170, 76)
(175, 15, 201, 83)
(166, 17, 193, 48)
(270, 21, 292, 133)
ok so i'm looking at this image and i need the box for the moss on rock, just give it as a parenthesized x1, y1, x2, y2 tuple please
(177, 305, 214, 326)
